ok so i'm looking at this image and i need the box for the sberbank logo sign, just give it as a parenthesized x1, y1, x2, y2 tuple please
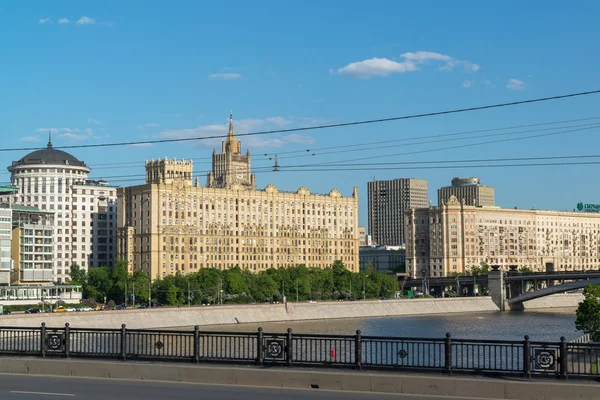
(577, 202, 600, 213)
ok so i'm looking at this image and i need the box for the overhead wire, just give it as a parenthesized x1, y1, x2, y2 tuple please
(0, 89, 599, 152)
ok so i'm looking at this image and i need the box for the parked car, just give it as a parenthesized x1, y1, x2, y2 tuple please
(80, 307, 93, 312)
(138, 303, 148, 309)
(2, 309, 11, 315)
(52, 306, 66, 313)
(101, 305, 113, 311)
(66, 307, 76, 312)
(25, 308, 41, 314)
(114, 304, 126, 310)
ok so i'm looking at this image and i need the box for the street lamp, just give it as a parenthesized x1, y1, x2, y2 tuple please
(363, 274, 369, 300)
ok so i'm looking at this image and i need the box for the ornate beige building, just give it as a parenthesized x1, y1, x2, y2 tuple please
(118, 115, 359, 278)
(406, 195, 600, 278)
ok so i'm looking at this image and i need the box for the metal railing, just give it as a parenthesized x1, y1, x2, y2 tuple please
(0, 323, 599, 380)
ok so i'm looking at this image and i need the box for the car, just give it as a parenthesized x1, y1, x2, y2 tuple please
(138, 303, 148, 309)
(101, 305, 113, 311)
(81, 307, 93, 312)
(114, 304, 126, 310)
(25, 308, 40, 314)
(52, 306, 66, 313)
(2, 309, 11, 315)
(66, 307, 76, 312)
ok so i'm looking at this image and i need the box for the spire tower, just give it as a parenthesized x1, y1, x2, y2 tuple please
(47, 130, 53, 149)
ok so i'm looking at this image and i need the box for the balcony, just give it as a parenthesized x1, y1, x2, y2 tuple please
(21, 269, 53, 282)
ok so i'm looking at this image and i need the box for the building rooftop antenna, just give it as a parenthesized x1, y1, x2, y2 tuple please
(273, 154, 279, 172)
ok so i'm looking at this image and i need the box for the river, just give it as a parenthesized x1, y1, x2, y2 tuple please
(194, 307, 580, 342)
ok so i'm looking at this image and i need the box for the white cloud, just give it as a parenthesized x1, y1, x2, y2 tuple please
(36, 128, 58, 134)
(58, 18, 69, 24)
(87, 118, 100, 125)
(158, 116, 316, 150)
(145, 122, 159, 127)
(208, 73, 242, 80)
(20, 136, 41, 142)
(462, 80, 475, 88)
(84, 128, 93, 134)
(60, 128, 73, 133)
(283, 133, 316, 145)
(131, 143, 154, 148)
(76, 16, 96, 25)
(335, 51, 479, 78)
(38, 18, 51, 24)
(335, 58, 417, 78)
(60, 133, 89, 141)
(506, 78, 525, 90)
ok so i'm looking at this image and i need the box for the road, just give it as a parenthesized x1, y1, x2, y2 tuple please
(0, 374, 496, 400)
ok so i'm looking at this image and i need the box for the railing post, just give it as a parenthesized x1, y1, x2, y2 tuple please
(64, 323, 70, 358)
(193, 326, 200, 364)
(286, 328, 293, 367)
(40, 322, 46, 358)
(444, 333, 452, 374)
(120, 324, 127, 361)
(559, 336, 567, 380)
(355, 330, 362, 370)
(523, 335, 531, 378)
(256, 327, 264, 366)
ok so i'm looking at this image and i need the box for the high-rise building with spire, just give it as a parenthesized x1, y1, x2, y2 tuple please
(206, 113, 256, 189)
(118, 112, 359, 279)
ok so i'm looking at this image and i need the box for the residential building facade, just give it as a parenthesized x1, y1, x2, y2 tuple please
(359, 245, 406, 274)
(117, 115, 359, 279)
(1, 135, 117, 282)
(405, 195, 600, 278)
(438, 177, 495, 207)
(368, 178, 428, 246)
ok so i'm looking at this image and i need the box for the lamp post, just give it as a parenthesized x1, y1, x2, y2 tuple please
(363, 274, 369, 299)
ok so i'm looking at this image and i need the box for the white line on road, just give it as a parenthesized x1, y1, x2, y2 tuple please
(9, 391, 75, 397)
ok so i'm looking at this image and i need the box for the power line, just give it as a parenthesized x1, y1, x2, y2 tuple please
(283, 124, 600, 167)
(261, 116, 600, 158)
(2, 89, 599, 152)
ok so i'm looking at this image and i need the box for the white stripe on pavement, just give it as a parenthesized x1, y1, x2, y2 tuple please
(9, 391, 75, 397)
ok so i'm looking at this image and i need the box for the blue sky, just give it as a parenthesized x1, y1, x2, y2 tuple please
(1, 1, 600, 228)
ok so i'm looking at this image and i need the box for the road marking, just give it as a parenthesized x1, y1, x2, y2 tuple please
(9, 391, 75, 397)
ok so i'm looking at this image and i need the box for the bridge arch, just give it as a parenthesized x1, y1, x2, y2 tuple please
(507, 277, 600, 310)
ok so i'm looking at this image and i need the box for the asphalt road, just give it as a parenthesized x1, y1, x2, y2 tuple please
(0, 374, 495, 400)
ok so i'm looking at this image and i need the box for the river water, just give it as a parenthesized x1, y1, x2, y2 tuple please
(194, 308, 580, 342)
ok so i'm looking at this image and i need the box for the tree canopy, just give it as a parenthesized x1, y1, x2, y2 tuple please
(71, 261, 399, 306)
(575, 284, 600, 342)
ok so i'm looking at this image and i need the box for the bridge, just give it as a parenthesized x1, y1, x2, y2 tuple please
(508, 277, 600, 310)
(403, 267, 600, 310)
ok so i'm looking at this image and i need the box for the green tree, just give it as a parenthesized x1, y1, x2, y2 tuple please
(519, 266, 534, 274)
(87, 266, 113, 302)
(575, 284, 600, 341)
(68, 264, 87, 285)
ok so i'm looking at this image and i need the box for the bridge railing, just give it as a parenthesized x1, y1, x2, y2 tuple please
(0, 323, 599, 380)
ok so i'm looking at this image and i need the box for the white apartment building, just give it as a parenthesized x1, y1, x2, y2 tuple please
(1, 135, 117, 282)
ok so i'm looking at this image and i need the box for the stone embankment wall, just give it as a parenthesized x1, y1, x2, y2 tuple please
(0, 297, 498, 329)
(0, 294, 581, 330)
(523, 293, 583, 309)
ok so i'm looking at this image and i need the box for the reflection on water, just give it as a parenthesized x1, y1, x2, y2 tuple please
(184, 307, 580, 342)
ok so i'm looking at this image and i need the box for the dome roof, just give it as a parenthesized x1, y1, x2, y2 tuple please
(10, 134, 87, 169)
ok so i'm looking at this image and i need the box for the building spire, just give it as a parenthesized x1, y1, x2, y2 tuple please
(47, 130, 53, 149)
(228, 110, 235, 138)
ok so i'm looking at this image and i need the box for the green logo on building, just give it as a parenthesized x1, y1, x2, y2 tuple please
(577, 202, 600, 213)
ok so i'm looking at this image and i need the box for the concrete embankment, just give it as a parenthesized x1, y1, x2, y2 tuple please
(523, 293, 583, 309)
(0, 294, 581, 329)
(0, 297, 498, 329)
(0, 357, 598, 400)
